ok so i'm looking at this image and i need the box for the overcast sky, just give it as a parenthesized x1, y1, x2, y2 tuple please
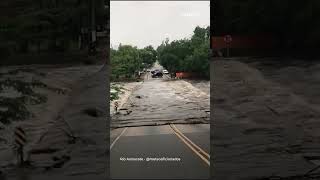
(110, 1, 210, 49)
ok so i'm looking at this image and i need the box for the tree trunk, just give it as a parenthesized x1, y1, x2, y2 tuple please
(37, 41, 41, 53)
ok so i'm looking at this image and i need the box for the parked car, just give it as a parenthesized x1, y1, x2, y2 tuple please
(152, 71, 163, 78)
(151, 69, 160, 74)
(162, 69, 169, 74)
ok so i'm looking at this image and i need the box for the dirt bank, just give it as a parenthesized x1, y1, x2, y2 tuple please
(110, 82, 142, 115)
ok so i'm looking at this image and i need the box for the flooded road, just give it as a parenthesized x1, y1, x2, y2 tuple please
(212, 59, 320, 179)
(0, 64, 107, 179)
(110, 63, 210, 179)
(0, 65, 101, 166)
(111, 64, 209, 128)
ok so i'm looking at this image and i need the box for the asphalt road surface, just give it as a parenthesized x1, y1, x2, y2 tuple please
(110, 124, 210, 179)
(110, 63, 210, 179)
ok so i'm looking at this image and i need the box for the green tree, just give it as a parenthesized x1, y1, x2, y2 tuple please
(214, 0, 320, 51)
(157, 26, 210, 78)
(111, 44, 156, 81)
(0, 0, 108, 57)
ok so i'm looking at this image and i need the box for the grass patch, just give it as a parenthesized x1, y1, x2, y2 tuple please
(110, 84, 125, 101)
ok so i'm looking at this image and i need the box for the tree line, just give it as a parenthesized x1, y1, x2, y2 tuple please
(111, 45, 157, 81)
(0, 0, 108, 60)
(213, 0, 320, 52)
(157, 26, 210, 79)
(111, 26, 210, 81)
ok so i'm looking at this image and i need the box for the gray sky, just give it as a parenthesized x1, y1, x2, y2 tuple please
(110, 1, 210, 49)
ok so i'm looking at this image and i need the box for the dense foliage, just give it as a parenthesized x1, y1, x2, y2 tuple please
(157, 26, 210, 78)
(111, 45, 157, 81)
(111, 26, 210, 81)
(213, 0, 320, 50)
(0, 0, 108, 59)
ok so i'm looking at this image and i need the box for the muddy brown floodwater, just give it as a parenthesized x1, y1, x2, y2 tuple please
(213, 58, 320, 179)
(0, 64, 107, 180)
(111, 63, 210, 129)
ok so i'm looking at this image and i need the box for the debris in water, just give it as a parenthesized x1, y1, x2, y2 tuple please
(52, 155, 70, 168)
(30, 148, 59, 154)
(126, 110, 132, 115)
(82, 107, 103, 117)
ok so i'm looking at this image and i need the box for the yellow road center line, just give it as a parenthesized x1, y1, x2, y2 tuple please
(15, 138, 26, 146)
(15, 131, 26, 140)
(170, 124, 210, 166)
(110, 127, 128, 150)
(171, 124, 210, 159)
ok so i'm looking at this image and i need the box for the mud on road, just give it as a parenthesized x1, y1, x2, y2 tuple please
(0, 64, 107, 179)
(111, 72, 210, 128)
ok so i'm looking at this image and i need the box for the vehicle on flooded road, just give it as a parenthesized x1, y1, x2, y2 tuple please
(162, 69, 169, 74)
(151, 69, 160, 74)
(151, 71, 163, 78)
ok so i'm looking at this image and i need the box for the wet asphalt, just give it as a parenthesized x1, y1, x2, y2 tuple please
(110, 64, 210, 179)
(110, 125, 210, 179)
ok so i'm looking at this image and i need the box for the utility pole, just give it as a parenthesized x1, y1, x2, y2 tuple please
(137, 51, 141, 77)
(89, 0, 96, 55)
(105, 1, 110, 66)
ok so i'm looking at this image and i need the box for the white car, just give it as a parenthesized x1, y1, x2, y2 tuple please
(162, 69, 169, 74)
